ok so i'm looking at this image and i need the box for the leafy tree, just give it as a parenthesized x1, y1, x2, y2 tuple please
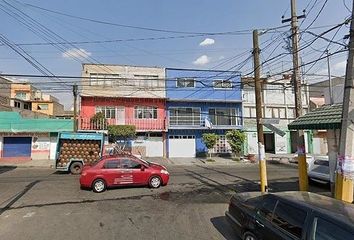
(202, 133, 219, 159)
(108, 125, 136, 141)
(226, 130, 246, 158)
(108, 125, 136, 154)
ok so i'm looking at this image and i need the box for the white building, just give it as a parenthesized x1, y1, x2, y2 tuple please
(242, 77, 311, 155)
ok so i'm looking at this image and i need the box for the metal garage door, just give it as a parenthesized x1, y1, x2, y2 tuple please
(146, 137, 163, 157)
(3, 137, 32, 158)
(168, 135, 195, 158)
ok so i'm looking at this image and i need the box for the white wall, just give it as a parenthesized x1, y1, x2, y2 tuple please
(275, 134, 287, 154)
(81, 64, 166, 98)
(247, 132, 258, 155)
(324, 84, 344, 104)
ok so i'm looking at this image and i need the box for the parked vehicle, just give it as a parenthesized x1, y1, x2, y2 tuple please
(225, 191, 354, 240)
(79, 154, 169, 193)
(307, 156, 330, 184)
(55, 132, 105, 174)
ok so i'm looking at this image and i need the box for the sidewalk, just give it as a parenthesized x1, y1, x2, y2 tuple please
(145, 157, 250, 166)
(0, 159, 53, 168)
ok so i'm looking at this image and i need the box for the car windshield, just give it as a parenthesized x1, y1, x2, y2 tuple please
(314, 159, 329, 166)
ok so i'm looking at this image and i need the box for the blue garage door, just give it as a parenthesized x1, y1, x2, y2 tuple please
(3, 137, 32, 157)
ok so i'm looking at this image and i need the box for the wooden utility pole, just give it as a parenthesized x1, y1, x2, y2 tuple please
(336, 0, 354, 203)
(73, 84, 78, 132)
(253, 29, 268, 192)
(283, 0, 308, 191)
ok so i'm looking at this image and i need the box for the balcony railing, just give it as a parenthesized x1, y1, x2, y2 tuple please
(78, 117, 167, 131)
(169, 116, 242, 128)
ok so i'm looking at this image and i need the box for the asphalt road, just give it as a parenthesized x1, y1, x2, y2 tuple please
(0, 163, 329, 240)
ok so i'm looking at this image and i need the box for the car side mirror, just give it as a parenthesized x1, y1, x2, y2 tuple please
(141, 165, 145, 171)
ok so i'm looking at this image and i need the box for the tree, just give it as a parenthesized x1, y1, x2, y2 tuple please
(90, 112, 107, 130)
(108, 125, 136, 153)
(202, 133, 219, 159)
(226, 130, 246, 159)
(108, 125, 136, 141)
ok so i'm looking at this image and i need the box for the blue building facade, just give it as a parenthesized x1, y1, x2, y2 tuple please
(165, 68, 243, 157)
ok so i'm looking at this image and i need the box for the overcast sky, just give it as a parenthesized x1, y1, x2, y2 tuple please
(0, 0, 350, 109)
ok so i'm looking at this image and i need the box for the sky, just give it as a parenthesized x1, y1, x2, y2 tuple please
(0, 0, 351, 109)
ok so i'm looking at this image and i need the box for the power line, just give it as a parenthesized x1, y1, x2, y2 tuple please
(21, 0, 254, 35)
(302, 0, 329, 32)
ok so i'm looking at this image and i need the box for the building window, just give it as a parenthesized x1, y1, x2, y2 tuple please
(176, 78, 195, 88)
(287, 108, 295, 119)
(243, 107, 251, 118)
(37, 104, 48, 110)
(213, 80, 232, 89)
(169, 107, 201, 125)
(209, 108, 240, 125)
(95, 106, 116, 119)
(134, 106, 157, 119)
(15, 92, 27, 100)
(14, 101, 21, 108)
(90, 73, 120, 86)
(134, 75, 160, 89)
(250, 107, 256, 118)
(24, 103, 30, 110)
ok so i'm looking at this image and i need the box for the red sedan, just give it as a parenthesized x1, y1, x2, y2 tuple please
(80, 155, 170, 193)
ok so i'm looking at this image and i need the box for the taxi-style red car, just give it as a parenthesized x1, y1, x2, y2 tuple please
(79, 155, 169, 193)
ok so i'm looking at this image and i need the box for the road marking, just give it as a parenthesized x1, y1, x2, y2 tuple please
(23, 212, 35, 218)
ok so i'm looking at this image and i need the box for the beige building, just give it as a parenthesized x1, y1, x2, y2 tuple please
(10, 83, 64, 117)
(81, 64, 165, 98)
(242, 77, 311, 155)
(0, 77, 11, 111)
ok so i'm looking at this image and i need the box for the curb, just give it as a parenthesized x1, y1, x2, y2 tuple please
(0, 164, 53, 169)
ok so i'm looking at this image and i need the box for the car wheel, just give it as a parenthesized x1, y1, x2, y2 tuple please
(92, 179, 106, 193)
(243, 231, 258, 240)
(149, 176, 162, 188)
(70, 162, 83, 174)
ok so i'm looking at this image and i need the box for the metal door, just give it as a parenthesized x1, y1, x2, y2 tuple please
(3, 137, 32, 157)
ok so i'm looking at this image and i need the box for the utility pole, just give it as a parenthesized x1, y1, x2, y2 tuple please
(73, 84, 78, 132)
(253, 29, 268, 193)
(326, 50, 333, 104)
(336, 0, 354, 203)
(283, 0, 308, 191)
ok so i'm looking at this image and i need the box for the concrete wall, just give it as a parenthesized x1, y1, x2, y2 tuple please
(10, 83, 36, 100)
(32, 134, 51, 159)
(31, 101, 64, 116)
(166, 68, 242, 101)
(81, 64, 166, 98)
(0, 133, 53, 161)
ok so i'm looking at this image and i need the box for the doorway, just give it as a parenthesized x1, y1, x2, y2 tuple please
(263, 133, 275, 153)
(290, 131, 298, 153)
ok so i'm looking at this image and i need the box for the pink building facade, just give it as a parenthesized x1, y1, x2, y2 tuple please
(79, 96, 167, 132)
(79, 64, 167, 157)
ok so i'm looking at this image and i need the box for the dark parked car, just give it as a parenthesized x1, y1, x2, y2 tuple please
(225, 191, 354, 240)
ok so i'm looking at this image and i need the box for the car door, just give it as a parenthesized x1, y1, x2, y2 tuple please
(120, 158, 150, 185)
(119, 158, 134, 185)
(270, 201, 308, 240)
(254, 195, 280, 240)
(102, 159, 121, 186)
(130, 159, 150, 185)
(307, 215, 354, 240)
